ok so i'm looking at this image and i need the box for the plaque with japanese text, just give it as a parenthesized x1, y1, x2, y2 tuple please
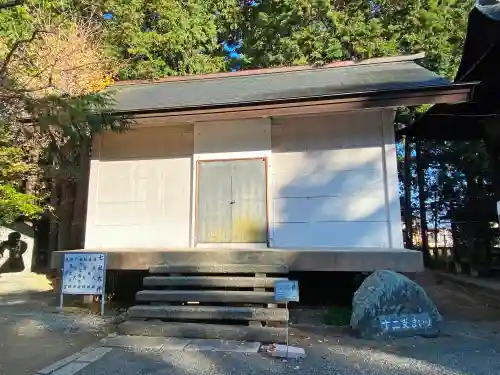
(377, 312, 435, 335)
(62, 253, 106, 295)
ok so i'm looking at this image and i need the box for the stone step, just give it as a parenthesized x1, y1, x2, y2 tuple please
(136, 290, 275, 304)
(149, 264, 289, 275)
(128, 305, 288, 321)
(143, 276, 288, 288)
(117, 320, 286, 343)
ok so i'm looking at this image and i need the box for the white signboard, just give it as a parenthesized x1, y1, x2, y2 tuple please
(60, 253, 107, 314)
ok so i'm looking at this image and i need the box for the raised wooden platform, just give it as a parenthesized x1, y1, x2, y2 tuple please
(50, 247, 424, 272)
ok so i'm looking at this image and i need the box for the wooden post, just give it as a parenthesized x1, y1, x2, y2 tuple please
(403, 135, 413, 249)
(416, 141, 430, 267)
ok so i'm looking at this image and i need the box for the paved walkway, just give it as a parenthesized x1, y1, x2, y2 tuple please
(36, 336, 262, 375)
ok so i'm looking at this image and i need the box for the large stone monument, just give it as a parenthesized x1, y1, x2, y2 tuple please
(351, 270, 442, 339)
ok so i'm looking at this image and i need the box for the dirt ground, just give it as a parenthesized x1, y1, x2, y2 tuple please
(0, 273, 116, 375)
(1, 270, 499, 375)
(416, 271, 500, 322)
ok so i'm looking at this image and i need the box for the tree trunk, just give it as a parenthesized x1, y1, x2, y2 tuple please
(24, 138, 42, 195)
(49, 158, 59, 252)
(465, 166, 481, 266)
(416, 141, 431, 267)
(70, 138, 91, 249)
(433, 189, 439, 250)
(484, 123, 500, 200)
(403, 136, 413, 249)
(57, 179, 75, 251)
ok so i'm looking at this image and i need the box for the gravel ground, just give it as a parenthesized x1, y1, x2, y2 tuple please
(76, 321, 500, 375)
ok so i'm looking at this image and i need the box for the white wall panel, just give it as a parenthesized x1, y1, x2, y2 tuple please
(273, 169, 385, 198)
(270, 110, 400, 248)
(194, 118, 271, 155)
(85, 123, 193, 249)
(100, 124, 193, 159)
(273, 222, 390, 248)
(273, 194, 387, 223)
(94, 202, 148, 226)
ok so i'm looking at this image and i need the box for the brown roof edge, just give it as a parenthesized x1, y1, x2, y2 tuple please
(113, 52, 427, 87)
(121, 82, 473, 124)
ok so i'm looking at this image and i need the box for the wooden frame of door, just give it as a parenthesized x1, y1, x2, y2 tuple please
(194, 157, 270, 247)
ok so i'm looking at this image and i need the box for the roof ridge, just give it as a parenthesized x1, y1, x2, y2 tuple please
(113, 52, 426, 87)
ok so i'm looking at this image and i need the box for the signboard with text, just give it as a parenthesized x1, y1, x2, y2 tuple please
(60, 252, 107, 315)
(62, 253, 106, 294)
(274, 280, 299, 303)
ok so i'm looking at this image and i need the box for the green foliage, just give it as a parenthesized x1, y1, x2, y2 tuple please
(239, 0, 472, 76)
(28, 91, 131, 141)
(0, 146, 33, 183)
(95, 0, 231, 79)
(0, 184, 43, 224)
(59, 0, 473, 79)
(0, 125, 44, 224)
(325, 306, 352, 326)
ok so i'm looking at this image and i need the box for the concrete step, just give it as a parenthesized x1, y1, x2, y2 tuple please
(117, 320, 286, 343)
(149, 264, 289, 275)
(128, 305, 288, 321)
(143, 276, 288, 288)
(136, 290, 275, 304)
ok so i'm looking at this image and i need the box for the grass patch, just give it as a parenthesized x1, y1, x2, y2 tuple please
(325, 306, 352, 326)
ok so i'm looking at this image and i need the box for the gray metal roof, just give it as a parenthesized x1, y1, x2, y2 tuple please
(109, 58, 455, 113)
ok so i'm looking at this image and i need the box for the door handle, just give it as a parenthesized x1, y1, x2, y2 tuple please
(230, 200, 235, 204)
